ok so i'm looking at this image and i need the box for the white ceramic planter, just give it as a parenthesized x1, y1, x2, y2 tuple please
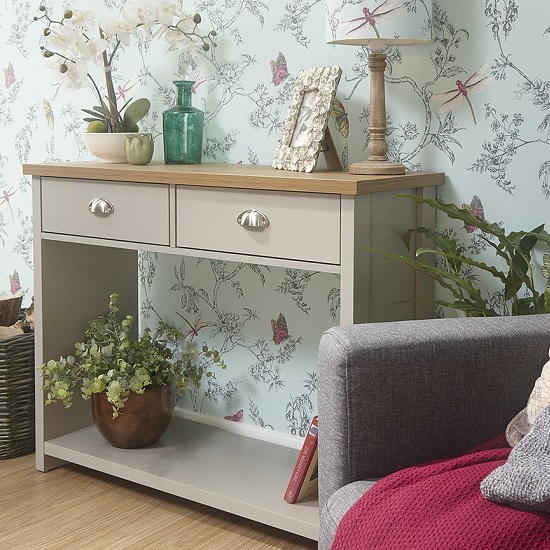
(82, 132, 147, 163)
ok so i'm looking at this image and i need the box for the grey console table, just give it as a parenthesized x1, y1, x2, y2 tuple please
(23, 162, 444, 540)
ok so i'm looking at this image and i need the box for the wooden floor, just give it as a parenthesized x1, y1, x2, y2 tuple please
(0, 453, 318, 550)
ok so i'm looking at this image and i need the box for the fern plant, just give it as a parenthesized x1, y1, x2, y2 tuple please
(369, 195, 550, 317)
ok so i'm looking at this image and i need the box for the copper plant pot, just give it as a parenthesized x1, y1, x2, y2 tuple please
(91, 385, 176, 449)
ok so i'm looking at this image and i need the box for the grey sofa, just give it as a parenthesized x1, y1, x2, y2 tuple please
(317, 315, 550, 550)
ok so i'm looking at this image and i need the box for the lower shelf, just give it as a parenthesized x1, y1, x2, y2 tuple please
(43, 415, 319, 540)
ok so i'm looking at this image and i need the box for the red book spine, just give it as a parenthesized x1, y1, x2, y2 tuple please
(284, 416, 319, 504)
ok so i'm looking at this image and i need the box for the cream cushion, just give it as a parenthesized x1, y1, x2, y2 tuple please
(506, 348, 550, 446)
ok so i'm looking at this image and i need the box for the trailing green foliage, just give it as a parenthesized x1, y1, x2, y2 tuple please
(368, 195, 550, 317)
(38, 293, 226, 417)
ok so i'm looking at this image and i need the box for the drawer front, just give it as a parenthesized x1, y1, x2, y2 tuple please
(176, 187, 341, 264)
(41, 178, 170, 246)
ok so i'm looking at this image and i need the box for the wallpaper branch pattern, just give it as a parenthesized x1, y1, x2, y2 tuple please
(2, 0, 549, 434)
(470, 1, 550, 197)
(138, 250, 331, 434)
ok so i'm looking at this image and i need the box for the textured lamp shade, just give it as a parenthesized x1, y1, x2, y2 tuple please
(326, 0, 433, 174)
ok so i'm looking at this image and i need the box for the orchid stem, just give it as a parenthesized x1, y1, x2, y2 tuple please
(99, 28, 119, 131)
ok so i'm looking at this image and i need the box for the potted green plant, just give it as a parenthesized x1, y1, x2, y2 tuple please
(369, 194, 550, 317)
(38, 293, 226, 448)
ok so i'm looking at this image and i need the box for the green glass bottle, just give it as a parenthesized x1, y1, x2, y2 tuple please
(163, 80, 204, 164)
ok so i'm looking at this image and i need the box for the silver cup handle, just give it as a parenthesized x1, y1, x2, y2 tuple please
(236, 209, 270, 230)
(88, 197, 115, 216)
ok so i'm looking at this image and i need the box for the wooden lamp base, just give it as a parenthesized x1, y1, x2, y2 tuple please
(350, 49, 406, 176)
(349, 159, 406, 175)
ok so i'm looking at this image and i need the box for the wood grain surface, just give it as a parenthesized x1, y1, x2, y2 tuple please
(23, 162, 445, 195)
(0, 454, 317, 550)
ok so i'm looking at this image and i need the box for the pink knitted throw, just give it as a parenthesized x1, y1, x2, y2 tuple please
(331, 435, 550, 549)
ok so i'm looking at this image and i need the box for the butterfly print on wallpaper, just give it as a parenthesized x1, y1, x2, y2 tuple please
(330, 97, 349, 138)
(461, 195, 485, 233)
(4, 62, 14, 89)
(270, 52, 289, 86)
(271, 313, 290, 345)
(43, 99, 54, 130)
(10, 269, 20, 295)
(542, 254, 550, 283)
(224, 409, 244, 422)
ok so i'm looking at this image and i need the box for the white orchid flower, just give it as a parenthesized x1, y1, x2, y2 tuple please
(64, 8, 96, 31)
(122, 0, 157, 27)
(46, 57, 88, 90)
(47, 26, 79, 53)
(154, 0, 179, 25)
(99, 18, 135, 47)
(79, 38, 109, 66)
(163, 27, 202, 56)
(37, 2, 213, 133)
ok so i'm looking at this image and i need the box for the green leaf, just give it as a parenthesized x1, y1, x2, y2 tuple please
(89, 105, 115, 118)
(396, 194, 505, 238)
(82, 110, 106, 122)
(366, 246, 498, 316)
(123, 98, 150, 129)
(393, 195, 550, 316)
(545, 287, 550, 313)
(415, 247, 508, 286)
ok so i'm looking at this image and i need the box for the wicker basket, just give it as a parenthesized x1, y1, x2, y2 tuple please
(0, 332, 35, 458)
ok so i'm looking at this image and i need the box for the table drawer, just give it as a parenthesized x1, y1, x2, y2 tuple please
(176, 187, 341, 264)
(41, 178, 170, 246)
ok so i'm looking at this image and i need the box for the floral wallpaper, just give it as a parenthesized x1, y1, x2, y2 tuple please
(139, 252, 338, 434)
(2, 0, 549, 435)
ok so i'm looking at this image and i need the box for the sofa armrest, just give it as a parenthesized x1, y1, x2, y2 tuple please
(317, 315, 550, 509)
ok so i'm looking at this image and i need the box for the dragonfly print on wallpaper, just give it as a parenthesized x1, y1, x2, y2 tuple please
(138, 252, 339, 437)
(433, 63, 495, 125)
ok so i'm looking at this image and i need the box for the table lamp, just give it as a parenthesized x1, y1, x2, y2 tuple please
(326, 0, 433, 174)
